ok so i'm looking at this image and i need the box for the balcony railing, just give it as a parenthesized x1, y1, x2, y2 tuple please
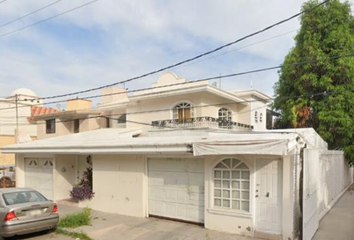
(151, 117, 253, 131)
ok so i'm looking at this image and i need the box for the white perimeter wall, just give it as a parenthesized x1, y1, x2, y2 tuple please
(82, 154, 147, 218)
(318, 150, 353, 219)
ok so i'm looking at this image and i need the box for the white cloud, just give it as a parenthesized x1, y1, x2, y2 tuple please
(0, 0, 314, 101)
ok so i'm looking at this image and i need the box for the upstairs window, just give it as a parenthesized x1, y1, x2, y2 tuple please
(214, 158, 250, 212)
(173, 102, 194, 123)
(74, 119, 80, 133)
(255, 111, 258, 123)
(46, 119, 56, 134)
(218, 108, 232, 129)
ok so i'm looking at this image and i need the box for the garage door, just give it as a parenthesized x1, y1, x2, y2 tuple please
(148, 158, 204, 223)
(25, 158, 54, 200)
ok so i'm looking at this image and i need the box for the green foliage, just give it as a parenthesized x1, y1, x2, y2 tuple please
(273, 0, 354, 163)
(58, 208, 91, 228)
(55, 228, 92, 240)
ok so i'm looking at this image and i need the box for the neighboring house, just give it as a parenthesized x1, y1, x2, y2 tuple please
(99, 73, 270, 133)
(33, 98, 107, 140)
(0, 88, 56, 165)
(1, 73, 353, 240)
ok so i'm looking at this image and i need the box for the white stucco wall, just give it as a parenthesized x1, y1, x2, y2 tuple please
(204, 155, 255, 237)
(54, 155, 77, 201)
(84, 154, 147, 218)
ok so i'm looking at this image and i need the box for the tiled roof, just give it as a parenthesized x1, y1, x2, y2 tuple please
(28, 106, 58, 121)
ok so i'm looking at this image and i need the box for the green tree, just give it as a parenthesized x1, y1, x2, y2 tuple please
(273, 0, 354, 165)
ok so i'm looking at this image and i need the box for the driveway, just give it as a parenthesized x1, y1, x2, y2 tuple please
(313, 187, 354, 240)
(7, 203, 262, 240)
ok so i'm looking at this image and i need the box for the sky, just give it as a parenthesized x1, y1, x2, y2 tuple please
(0, 0, 344, 105)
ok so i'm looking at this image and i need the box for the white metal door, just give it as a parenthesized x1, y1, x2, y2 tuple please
(25, 158, 54, 200)
(303, 149, 320, 240)
(148, 158, 204, 223)
(255, 158, 282, 234)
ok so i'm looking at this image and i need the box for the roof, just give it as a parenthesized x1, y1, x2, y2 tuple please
(0, 128, 327, 156)
(232, 89, 272, 102)
(130, 84, 248, 105)
(32, 109, 101, 121)
(30, 106, 58, 118)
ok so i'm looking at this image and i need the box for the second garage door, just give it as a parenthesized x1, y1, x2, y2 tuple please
(148, 158, 204, 223)
(25, 158, 54, 200)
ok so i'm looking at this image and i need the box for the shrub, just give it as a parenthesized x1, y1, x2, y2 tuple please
(70, 184, 94, 201)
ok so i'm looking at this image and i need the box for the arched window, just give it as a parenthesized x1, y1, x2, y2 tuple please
(214, 158, 250, 212)
(173, 102, 194, 122)
(218, 108, 232, 129)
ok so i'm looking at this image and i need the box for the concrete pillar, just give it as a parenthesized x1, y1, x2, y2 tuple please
(282, 152, 295, 240)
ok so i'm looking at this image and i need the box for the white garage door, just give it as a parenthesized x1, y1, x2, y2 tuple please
(25, 158, 54, 200)
(148, 158, 204, 223)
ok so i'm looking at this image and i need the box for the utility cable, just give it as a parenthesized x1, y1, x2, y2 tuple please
(0, 0, 65, 30)
(33, 0, 331, 100)
(0, 50, 350, 112)
(0, 0, 99, 38)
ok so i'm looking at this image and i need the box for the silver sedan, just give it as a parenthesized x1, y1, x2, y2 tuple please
(0, 188, 59, 238)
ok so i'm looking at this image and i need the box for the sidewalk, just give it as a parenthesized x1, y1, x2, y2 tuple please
(313, 187, 354, 240)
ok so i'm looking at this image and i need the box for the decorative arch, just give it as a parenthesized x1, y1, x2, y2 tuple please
(213, 158, 250, 212)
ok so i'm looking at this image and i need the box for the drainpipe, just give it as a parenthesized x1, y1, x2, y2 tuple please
(297, 136, 307, 240)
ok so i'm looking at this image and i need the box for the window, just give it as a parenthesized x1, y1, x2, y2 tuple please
(173, 102, 194, 123)
(46, 119, 55, 134)
(255, 111, 258, 123)
(3, 191, 47, 205)
(214, 158, 250, 212)
(260, 113, 263, 123)
(117, 114, 126, 124)
(74, 119, 80, 133)
(218, 108, 232, 129)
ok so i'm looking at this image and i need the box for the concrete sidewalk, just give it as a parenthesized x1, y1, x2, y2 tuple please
(313, 187, 354, 240)
(75, 209, 262, 240)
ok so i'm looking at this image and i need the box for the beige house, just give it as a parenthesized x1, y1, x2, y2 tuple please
(0, 88, 56, 166)
(33, 98, 107, 140)
(1, 73, 353, 240)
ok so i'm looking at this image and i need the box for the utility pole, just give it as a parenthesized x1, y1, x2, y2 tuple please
(15, 94, 19, 143)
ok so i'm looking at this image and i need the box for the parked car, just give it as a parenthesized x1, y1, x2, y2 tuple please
(0, 188, 59, 238)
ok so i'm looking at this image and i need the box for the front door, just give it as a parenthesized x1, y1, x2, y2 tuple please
(255, 158, 282, 234)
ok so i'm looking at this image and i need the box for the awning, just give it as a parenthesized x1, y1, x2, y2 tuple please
(193, 139, 289, 156)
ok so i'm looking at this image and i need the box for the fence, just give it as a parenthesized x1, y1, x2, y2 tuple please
(318, 150, 353, 220)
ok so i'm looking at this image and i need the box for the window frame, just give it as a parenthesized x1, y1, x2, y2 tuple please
(46, 119, 56, 134)
(218, 107, 233, 129)
(74, 119, 80, 133)
(213, 158, 250, 213)
(172, 102, 194, 122)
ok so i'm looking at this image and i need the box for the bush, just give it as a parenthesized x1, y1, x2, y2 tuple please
(70, 184, 94, 201)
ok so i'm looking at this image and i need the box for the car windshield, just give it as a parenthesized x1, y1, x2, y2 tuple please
(3, 191, 47, 205)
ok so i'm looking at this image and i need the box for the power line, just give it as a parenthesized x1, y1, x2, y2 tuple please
(0, 0, 9, 5)
(0, 0, 65, 30)
(35, 0, 330, 100)
(0, 91, 335, 127)
(0, 50, 351, 112)
(0, 0, 99, 38)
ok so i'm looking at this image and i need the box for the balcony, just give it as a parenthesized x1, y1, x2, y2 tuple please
(151, 117, 253, 131)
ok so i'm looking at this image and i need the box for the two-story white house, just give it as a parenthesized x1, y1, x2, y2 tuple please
(2, 73, 350, 240)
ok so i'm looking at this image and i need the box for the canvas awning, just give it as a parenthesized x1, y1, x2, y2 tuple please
(193, 139, 290, 156)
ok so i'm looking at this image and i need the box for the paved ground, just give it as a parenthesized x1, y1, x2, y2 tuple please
(6, 203, 262, 240)
(6, 188, 354, 240)
(313, 187, 354, 240)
